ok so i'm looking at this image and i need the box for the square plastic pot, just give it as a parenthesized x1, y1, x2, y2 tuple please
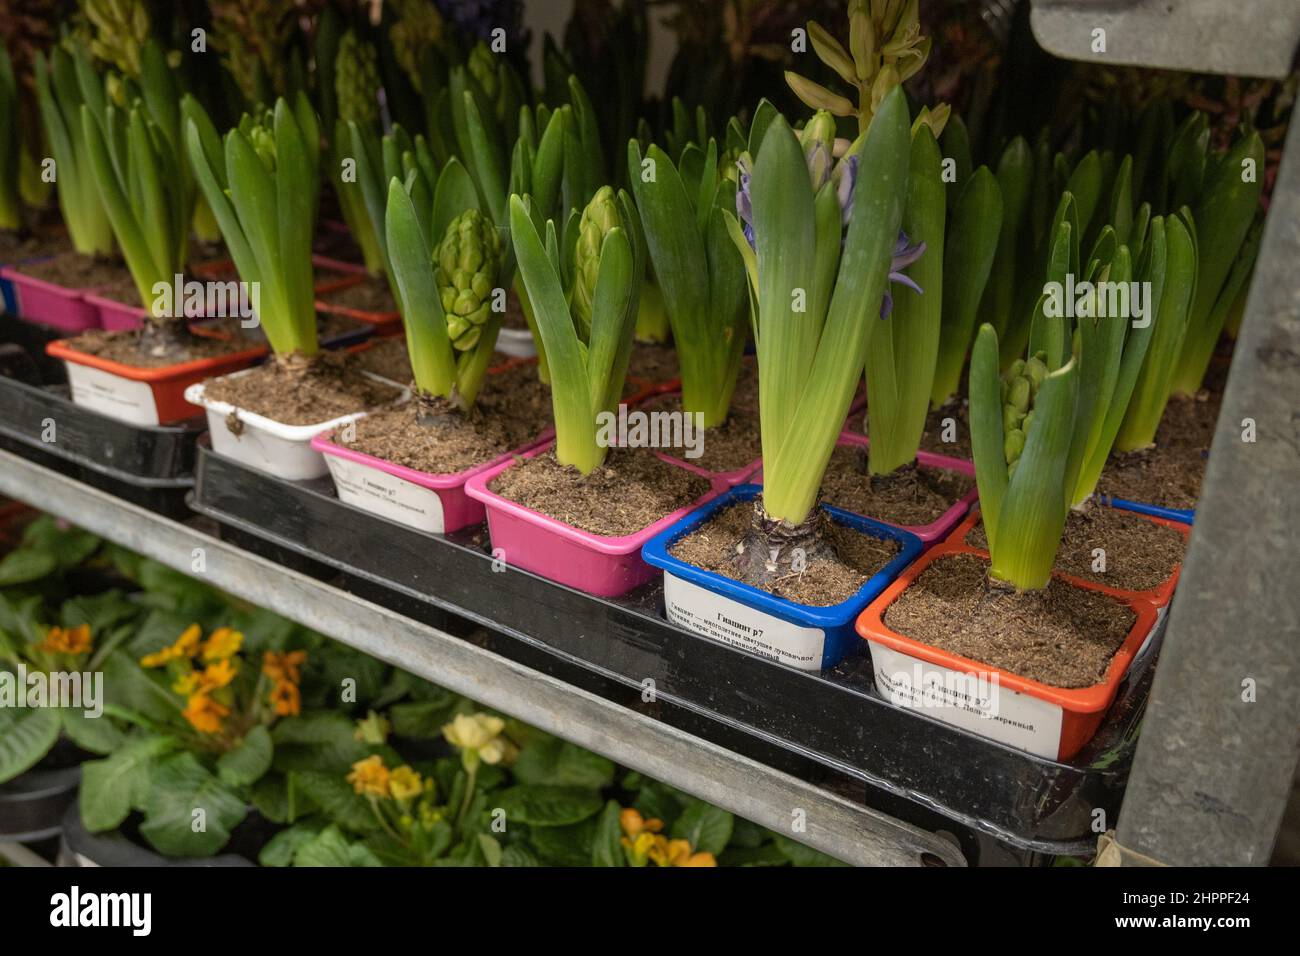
(855, 540, 1158, 761)
(635, 390, 761, 491)
(0, 265, 103, 332)
(463, 444, 721, 597)
(46, 331, 267, 426)
(184, 367, 406, 480)
(312, 430, 550, 535)
(315, 275, 402, 335)
(642, 484, 924, 671)
(495, 327, 537, 358)
(85, 291, 148, 331)
(818, 431, 978, 547)
(1099, 494, 1195, 526)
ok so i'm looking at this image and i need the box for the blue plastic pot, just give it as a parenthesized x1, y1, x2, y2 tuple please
(642, 484, 923, 671)
(1098, 494, 1195, 525)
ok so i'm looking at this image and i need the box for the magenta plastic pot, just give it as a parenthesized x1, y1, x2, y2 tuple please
(633, 390, 761, 491)
(826, 431, 978, 546)
(311, 431, 548, 535)
(653, 449, 762, 492)
(463, 444, 721, 597)
(85, 292, 147, 331)
(0, 266, 102, 332)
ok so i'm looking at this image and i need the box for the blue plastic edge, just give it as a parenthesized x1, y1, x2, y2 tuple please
(1099, 494, 1195, 525)
(642, 484, 924, 668)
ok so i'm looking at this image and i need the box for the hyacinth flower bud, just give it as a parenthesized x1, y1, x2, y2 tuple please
(435, 208, 502, 352)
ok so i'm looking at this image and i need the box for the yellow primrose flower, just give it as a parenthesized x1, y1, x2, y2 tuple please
(388, 765, 424, 801)
(649, 837, 716, 868)
(621, 831, 658, 867)
(182, 692, 229, 734)
(201, 627, 243, 661)
(199, 658, 238, 691)
(442, 713, 517, 765)
(141, 623, 202, 667)
(619, 808, 663, 840)
(347, 755, 390, 797)
(39, 624, 93, 656)
(354, 710, 391, 745)
(172, 671, 203, 695)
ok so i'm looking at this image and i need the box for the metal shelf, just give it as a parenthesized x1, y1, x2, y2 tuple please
(0, 447, 966, 867)
(1030, 0, 1300, 78)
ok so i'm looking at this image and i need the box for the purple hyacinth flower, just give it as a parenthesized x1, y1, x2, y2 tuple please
(881, 231, 926, 319)
(735, 156, 756, 249)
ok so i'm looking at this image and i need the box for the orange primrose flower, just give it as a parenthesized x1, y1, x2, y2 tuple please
(182, 692, 230, 734)
(39, 624, 93, 656)
(268, 679, 301, 717)
(262, 649, 307, 684)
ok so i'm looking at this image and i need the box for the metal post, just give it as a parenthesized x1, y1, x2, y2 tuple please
(1114, 111, 1300, 866)
(1031, 0, 1300, 78)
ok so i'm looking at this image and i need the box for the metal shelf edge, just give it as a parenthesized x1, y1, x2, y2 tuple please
(0, 448, 966, 867)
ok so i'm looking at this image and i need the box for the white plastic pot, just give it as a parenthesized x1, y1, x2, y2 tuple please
(184, 368, 405, 481)
(494, 328, 537, 359)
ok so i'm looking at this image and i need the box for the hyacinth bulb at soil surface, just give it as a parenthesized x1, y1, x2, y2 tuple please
(436, 208, 502, 352)
(1001, 352, 1049, 479)
(336, 29, 380, 125)
(573, 185, 622, 335)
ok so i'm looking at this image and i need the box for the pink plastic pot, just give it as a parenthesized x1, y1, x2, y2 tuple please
(633, 390, 761, 491)
(464, 444, 721, 597)
(829, 430, 978, 546)
(311, 431, 547, 535)
(654, 449, 762, 493)
(85, 292, 147, 331)
(0, 266, 102, 332)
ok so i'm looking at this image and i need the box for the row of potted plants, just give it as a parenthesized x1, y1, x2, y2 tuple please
(0, 3, 1266, 765)
(0, 508, 834, 867)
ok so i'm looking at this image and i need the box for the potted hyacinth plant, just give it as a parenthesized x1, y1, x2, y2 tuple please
(46, 43, 266, 427)
(1, 44, 118, 332)
(641, 89, 923, 671)
(181, 95, 404, 481)
(312, 175, 552, 535)
(464, 187, 717, 598)
(857, 205, 1194, 759)
(626, 125, 753, 485)
(821, 107, 1000, 546)
(856, 317, 1159, 761)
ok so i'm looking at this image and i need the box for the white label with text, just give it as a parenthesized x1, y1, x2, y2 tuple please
(65, 363, 159, 426)
(869, 642, 1063, 758)
(663, 573, 824, 670)
(326, 455, 445, 533)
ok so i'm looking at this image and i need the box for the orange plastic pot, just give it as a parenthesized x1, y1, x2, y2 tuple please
(47, 328, 267, 426)
(314, 275, 402, 335)
(855, 529, 1158, 761)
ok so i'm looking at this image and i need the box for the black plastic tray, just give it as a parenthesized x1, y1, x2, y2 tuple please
(190, 441, 1161, 855)
(0, 374, 200, 519)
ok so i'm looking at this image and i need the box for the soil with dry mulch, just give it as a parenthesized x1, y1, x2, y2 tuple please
(203, 351, 401, 425)
(669, 500, 900, 607)
(489, 446, 709, 538)
(965, 506, 1186, 593)
(819, 446, 975, 527)
(882, 552, 1136, 688)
